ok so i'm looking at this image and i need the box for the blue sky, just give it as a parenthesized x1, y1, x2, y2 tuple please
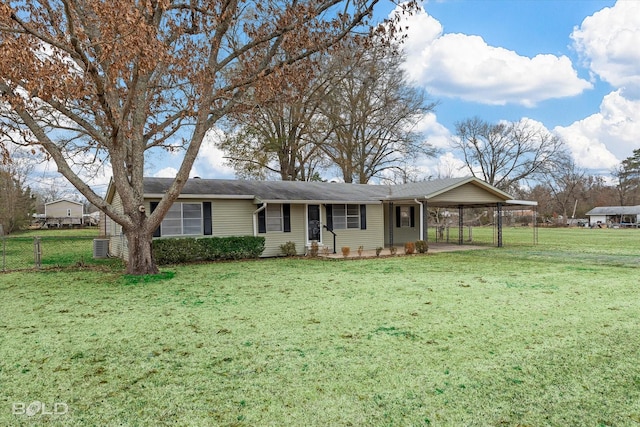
(177, 0, 640, 184)
(405, 0, 616, 128)
(24, 0, 640, 196)
(387, 0, 640, 178)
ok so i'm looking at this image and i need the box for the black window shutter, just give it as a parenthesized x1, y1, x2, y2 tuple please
(150, 201, 161, 237)
(326, 204, 333, 230)
(258, 204, 266, 233)
(396, 206, 401, 228)
(283, 204, 291, 232)
(360, 205, 367, 230)
(203, 202, 212, 235)
(410, 206, 416, 228)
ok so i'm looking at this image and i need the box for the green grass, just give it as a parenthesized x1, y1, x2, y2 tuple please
(12, 228, 101, 238)
(1, 227, 640, 425)
(1, 229, 121, 271)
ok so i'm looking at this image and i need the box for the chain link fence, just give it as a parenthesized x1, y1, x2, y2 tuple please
(1, 235, 114, 272)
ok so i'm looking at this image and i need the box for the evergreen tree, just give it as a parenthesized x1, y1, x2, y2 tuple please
(613, 149, 640, 205)
(0, 168, 34, 234)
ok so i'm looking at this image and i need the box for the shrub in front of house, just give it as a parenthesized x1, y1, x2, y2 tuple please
(199, 236, 266, 260)
(153, 238, 204, 264)
(153, 236, 265, 265)
(415, 240, 428, 254)
(280, 241, 297, 257)
(309, 241, 319, 257)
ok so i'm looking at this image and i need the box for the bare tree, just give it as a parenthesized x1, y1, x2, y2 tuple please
(217, 62, 330, 181)
(583, 175, 618, 209)
(453, 117, 565, 192)
(0, 0, 418, 274)
(543, 155, 587, 225)
(317, 41, 436, 184)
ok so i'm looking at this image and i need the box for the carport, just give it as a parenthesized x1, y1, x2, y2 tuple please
(382, 177, 538, 248)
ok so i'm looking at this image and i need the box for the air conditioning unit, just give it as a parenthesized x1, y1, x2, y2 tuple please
(93, 238, 110, 259)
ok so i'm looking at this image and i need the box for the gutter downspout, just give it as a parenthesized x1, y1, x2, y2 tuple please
(414, 199, 424, 241)
(253, 202, 267, 236)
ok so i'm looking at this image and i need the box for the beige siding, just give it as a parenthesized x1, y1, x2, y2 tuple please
(260, 204, 384, 257)
(383, 204, 421, 246)
(211, 199, 255, 236)
(45, 200, 83, 218)
(108, 197, 386, 259)
(325, 204, 385, 253)
(144, 198, 254, 238)
(430, 182, 504, 204)
(261, 204, 307, 257)
(108, 192, 127, 259)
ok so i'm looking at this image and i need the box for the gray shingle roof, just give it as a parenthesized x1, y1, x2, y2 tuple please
(144, 178, 389, 202)
(585, 206, 640, 216)
(142, 176, 514, 203)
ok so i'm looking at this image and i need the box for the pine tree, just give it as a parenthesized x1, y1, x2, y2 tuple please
(0, 168, 34, 234)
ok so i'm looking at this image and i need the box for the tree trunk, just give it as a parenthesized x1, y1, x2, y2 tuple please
(125, 228, 159, 275)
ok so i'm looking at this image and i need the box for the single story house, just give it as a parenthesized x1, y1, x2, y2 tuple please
(43, 199, 84, 227)
(105, 176, 537, 259)
(585, 206, 640, 227)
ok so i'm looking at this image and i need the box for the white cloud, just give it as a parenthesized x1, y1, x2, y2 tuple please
(398, 6, 592, 106)
(434, 152, 468, 178)
(571, 0, 640, 97)
(415, 112, 451, 149)
(192, 129, 236, 178)
(554, 90, 640, 170)
(407, 111, 470, 179)
(154, 167, 179, 178)
(411, 151, 469, 180)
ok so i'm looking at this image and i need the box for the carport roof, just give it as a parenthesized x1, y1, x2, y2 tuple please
(386, 176, 514, 203)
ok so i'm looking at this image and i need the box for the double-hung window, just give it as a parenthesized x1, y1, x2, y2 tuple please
(266, 204, 283, 232)
(258, 203, 291, 233)
(400, 206, 411, 227)
(395, 206, 415, 228)
(332, 204, 360, 229)
(161, 203, 202, 236)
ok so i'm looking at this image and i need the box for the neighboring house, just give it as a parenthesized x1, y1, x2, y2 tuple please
(43, 199, 84, 227)
(83, 211, 101, 227)
(585, 206, 640, 227)
(105, 176, 536, 259)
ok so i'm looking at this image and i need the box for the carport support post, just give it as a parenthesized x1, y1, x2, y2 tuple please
(497, 203, 503, 247)
(423, 201, 428, 242)
(458, 205, 464, 245)
(388, 202, 394, 247)
(533, 205, 539, 245)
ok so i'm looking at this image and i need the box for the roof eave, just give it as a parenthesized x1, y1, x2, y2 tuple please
(506, 200, 538, 206)
(144, 193, 255, 200)
(258, 199, 382, 205)
(389, 177, 514, 201)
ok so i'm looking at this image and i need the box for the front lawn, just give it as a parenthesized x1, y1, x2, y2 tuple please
(1, 228, 639, 425)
